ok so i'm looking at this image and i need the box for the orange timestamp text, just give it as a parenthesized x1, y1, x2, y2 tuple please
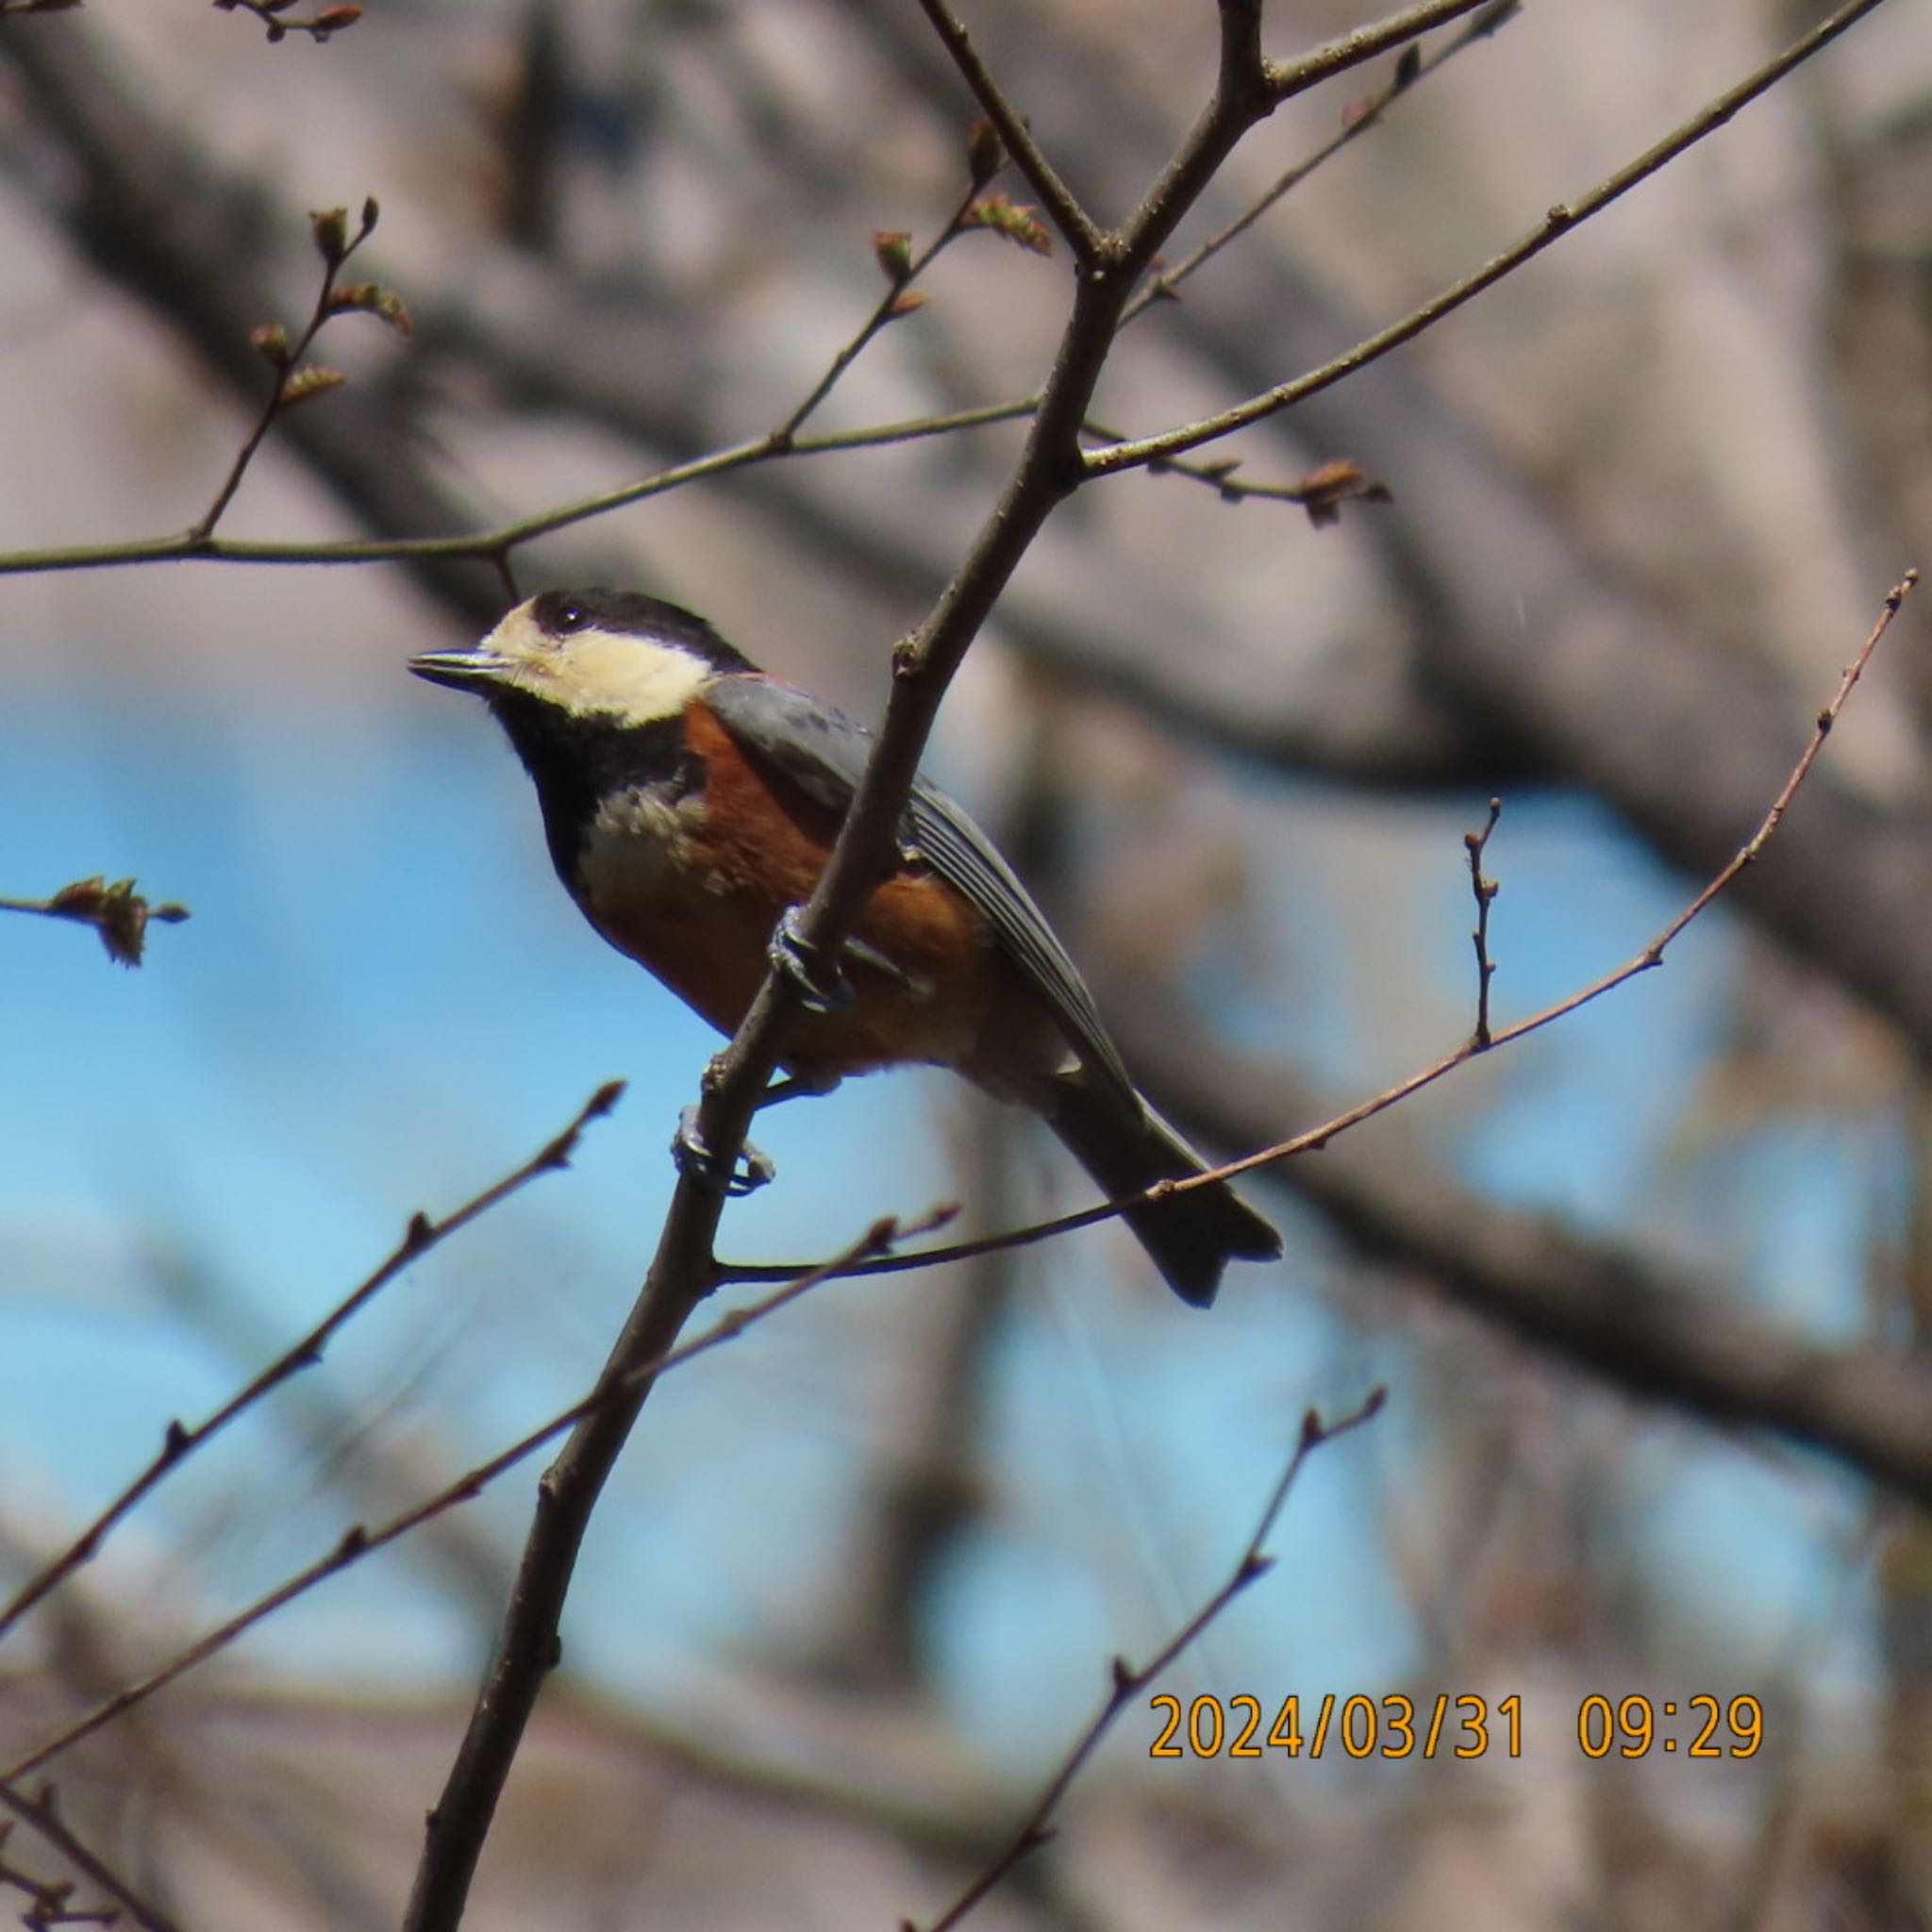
(1576, 1694, 1761, 1758)
(1149, 1692, 1766, 1760)
(1149, 1692, 1523, 1760)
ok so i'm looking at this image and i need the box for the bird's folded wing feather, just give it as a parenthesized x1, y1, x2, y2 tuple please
(706, 675, 1133, 1095)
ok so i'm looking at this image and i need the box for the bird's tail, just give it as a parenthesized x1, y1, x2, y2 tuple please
(1043, 1072, 1282, 1307)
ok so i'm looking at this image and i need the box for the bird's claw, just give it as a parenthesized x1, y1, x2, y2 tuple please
(674, 1106, 776, 1197)
(769, 906, 853, 1014)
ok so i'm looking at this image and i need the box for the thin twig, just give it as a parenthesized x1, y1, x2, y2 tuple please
(1, 1206, 951, 1788)
(1266, 0, 1509, 104)
(0, 1777, 183, 1932)
(0, 876, 188, 967)
(0, 1081, 625, 1647)
(191, 198, 403, 539)
(1089, 0, 1894, 480)
(1122, 0, 1519, 326)
(722, 573, 1918, 1289)
(911, 0, 1103, 263)
(1092, 421, 1392, 525)
(911, 1389, 1387, 1932)
(0, 397, 1040, 579)
(1464, 796, 1502, 1047)
(775, 182, 985, 443)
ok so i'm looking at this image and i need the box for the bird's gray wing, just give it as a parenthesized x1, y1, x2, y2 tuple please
(707, 674, 1132, 1092)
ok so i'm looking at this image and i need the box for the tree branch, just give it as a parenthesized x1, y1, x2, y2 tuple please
(1122, 0, 1520, 325)
(1107, 979, 1932, 1510)
(3, 1208, 949, 1789)
(910, 0, 1104, 261)
(1264, 0, 1502, 104)
(1087, 0, 1893, 478)
(912, 1390, 1386, 1931)
(0, 1081, 624, 1647)
(0, 1776, 182, 1932)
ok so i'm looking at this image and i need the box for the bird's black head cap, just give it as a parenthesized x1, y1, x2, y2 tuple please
(528, 588, 756, 676)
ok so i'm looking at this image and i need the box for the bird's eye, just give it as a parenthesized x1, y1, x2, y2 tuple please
(535, 591, 591, 641)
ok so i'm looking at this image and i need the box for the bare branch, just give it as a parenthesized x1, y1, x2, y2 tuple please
(1264, 0, 1503, 104)
(1122, 0, 1519, 325)
(0, 1777, 182, 1932)
(775, 181, 991, 444)
(1099, 977, 1932, 1510)
(1463, 796, 1502, 1047)
(0, 400, 1037, 580)
(1108, 430, 1393, 525)
(1, 1207, 949, 1790)
(400, 15, 1324, 1919)
(0, 1081, 625, 1646)
(192, 196, 405, 539)
(911, 1389, 1386, 1932)
(1088, 0, 1894, 480)
(910, 0, 1103, 262)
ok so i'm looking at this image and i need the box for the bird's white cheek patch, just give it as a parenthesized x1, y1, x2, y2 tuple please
(549, 629, 710, 726)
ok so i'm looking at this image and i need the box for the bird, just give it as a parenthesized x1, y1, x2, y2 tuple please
(408, 588, 1282, 1306)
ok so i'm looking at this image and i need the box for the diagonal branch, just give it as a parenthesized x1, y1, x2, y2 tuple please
(0, 1776, 182, 1932)
(0, 1081, 624, 1647)
(1088, 0, 1893, 479)
(909, 0, 1104, 262)
(1109, 981, 1932, 1510)
(1122, 0, 1520, 325)
(3, 1207, 951, 1790)
(913, 1389, 1386, 1931)
(1265, 0, 1502, 104)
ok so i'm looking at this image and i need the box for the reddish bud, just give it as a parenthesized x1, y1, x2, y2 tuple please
(1293, 458, 1391, 528)
(872, 229, 913, 285)
(965, 117, 1004, 187)
(309, 206, 349, 264)
(281, 365, 350, 406)
(330, 280, 414, 334)
(961, 192, 1052, 257)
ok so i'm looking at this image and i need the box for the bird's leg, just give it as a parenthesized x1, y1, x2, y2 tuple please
(674, 1107, 776, 1197)
(768, 906, 854, 1014)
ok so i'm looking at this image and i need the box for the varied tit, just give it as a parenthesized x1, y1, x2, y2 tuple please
(409, 589, 1282, 1307)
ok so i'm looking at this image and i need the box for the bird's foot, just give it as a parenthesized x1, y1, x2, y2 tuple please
(674, 1106, 776, 1197)
(768, 906, 853, 1014)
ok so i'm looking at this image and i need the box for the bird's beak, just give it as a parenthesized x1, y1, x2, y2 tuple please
(408, 648, 515, 693)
